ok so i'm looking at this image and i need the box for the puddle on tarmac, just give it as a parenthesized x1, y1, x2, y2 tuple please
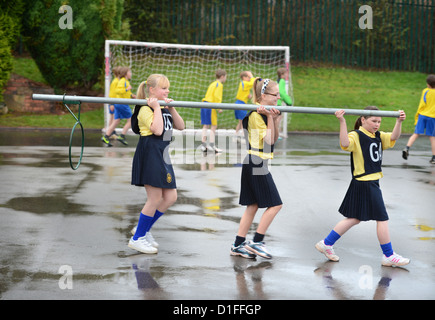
(0, 148, 103, 216)
(0, 194, 93, 215)
(165, 189, 242, 225)
(1, 130, 435, 299)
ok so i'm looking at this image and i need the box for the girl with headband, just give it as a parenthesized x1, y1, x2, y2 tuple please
(230, 78, 283, 259)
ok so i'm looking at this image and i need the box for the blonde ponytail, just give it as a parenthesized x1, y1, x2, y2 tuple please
(252, 77, 262, 104)
(136, 81, 147, 100)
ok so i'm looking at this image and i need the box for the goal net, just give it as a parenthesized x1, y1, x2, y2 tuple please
(104, 40, 293, 136)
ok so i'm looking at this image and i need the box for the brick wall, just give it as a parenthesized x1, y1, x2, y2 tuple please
(3, 74, 58, 114)
(3, 74, 103, 114)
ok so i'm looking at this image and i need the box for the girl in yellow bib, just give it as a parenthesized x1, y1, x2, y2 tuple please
(316, 106, 410, 267)
(230, 78, 283, 259)
(129, 74, 184, 254)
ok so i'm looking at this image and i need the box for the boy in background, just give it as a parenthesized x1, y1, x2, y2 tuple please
(106, 66, 120, 138)
(200, 69, 227, 153)
(276, 67, 292, 107)
(402, 74, 435, 164)
(234, 71, 255, 139)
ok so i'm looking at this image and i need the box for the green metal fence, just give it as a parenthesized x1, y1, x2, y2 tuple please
(165, 0, 434, 73)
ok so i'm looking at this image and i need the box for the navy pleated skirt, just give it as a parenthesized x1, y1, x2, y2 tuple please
(131, 136, 176, 189)
(339, 179, 388, 221)
(239, 154, 282, 208)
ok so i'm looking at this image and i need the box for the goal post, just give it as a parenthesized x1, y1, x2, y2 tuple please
(104, 40, 293, 136)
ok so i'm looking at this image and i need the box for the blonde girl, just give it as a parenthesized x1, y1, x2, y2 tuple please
(128, 74, 184, 254)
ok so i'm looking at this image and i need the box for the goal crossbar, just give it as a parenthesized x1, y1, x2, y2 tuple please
(32, 94, 401, 118)
(105, 40, 290, 52)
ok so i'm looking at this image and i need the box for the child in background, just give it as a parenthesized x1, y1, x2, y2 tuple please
(316, 106, 410, 267)
(230, 78, 283, 259)
(200, 69, 227, 153)
(402, 74, 435, 164)
(101, 66, 136, 146)
(276, 67, 292, 107)
(106, 66, 120, 138)
(129, 74, 185, 254)
(276, 67, 292, 139)
(234, 71, 255, 138)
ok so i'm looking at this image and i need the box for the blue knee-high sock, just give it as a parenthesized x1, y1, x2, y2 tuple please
(380, 242, 394, 257)
(133, 213, 153, 240)
(147, 210, 164, 232)
(324, 230, 341, 246)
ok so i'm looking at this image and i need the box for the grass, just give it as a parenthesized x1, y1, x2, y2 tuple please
(12, 57, 48, 84)
(0, 109, 103, 128)
(1, 57, 427, 133)
(289, 66, 425, 133)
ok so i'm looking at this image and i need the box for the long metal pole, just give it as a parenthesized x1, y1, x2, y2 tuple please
(32, 94, 401, 118)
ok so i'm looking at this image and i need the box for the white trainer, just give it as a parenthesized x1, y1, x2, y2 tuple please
(128, 237, 158, 254)
(131, 226, 137, 235)
(315, 240, 339, 262)
(145, 232, 159, 248)
(131, 227, 158, 248)
(381, 252, 410, 267)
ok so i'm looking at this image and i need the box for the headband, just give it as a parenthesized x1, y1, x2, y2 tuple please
(261, 79, 270, 94)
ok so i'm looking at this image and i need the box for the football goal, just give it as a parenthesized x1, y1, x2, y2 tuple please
(104, 40, 293, 136)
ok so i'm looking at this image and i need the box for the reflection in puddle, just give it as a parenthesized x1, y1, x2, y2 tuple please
(414, 224, 435, 241)
(314, 261, 410, 300)
(232, 257, 272, 300)
(415, 224, 434, 231)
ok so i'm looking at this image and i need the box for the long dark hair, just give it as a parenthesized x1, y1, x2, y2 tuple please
(354, 106, 379, 130)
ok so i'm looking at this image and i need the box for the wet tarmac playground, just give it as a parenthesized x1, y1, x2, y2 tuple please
(0, 129, 434, 300)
